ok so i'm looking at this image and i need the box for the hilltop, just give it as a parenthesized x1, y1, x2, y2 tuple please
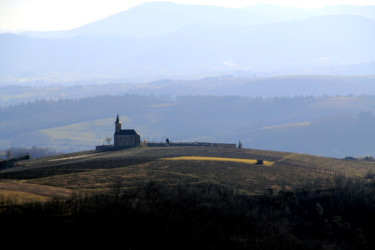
(1, 146, 374, 203)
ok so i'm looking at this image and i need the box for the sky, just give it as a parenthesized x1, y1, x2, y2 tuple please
(1, 0, 375, 32)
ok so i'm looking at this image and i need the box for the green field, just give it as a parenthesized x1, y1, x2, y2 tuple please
(39, 117, 114, 150)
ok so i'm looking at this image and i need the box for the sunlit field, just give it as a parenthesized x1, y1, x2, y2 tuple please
(162, 156, 274, 166)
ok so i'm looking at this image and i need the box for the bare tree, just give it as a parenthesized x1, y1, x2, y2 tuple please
(6, 150, 12, 160)
(105, 137, 112, 145)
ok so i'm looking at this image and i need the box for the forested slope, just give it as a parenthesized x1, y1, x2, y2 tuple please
(1, 94, 375, 157)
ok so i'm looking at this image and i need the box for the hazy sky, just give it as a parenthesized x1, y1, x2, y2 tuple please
(1, 0, 375, 31)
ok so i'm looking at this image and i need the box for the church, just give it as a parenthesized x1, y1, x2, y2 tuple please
(114, 115, 141, 147)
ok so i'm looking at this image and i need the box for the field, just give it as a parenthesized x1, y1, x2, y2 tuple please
(39, 117, 114, 151)
(1, 146, 374, 203)
(2, 146, 375, 249)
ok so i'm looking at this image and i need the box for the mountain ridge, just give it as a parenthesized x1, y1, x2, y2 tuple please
(1, 2, 374, 83)
(242, 3, 375, 22)
(22, 2, 268, 39)
(1, 14, 374, 83)
(16, 2, 375, 39)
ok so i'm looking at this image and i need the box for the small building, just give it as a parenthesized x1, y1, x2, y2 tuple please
(114, 115, 141, 147)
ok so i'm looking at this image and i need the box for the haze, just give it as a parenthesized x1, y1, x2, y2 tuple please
(0, 1, 375, 158)
(1, 0, 374, 31)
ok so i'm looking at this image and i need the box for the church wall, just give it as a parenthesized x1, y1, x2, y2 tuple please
(114, 134, 141, 147)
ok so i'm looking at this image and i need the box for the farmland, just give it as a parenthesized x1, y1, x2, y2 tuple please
(1, 146, 375, 249)
(1, 146, 374, 202)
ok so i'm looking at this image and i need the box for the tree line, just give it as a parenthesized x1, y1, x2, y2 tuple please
(1, 94, 375, 156)
(1, 146, 58, 160)
(1, 176, 374, 249)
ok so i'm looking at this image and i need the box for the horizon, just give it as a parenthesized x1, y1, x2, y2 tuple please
(1, 0, 375, 32)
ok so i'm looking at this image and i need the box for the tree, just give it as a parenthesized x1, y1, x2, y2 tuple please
(105, 137, 112, 145)
(315, 202, 324, 217)
(6, 150, 12, 160)
(238, 140, 242, 149)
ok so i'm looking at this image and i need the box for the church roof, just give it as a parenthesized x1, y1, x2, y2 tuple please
(115, 114, 122, 124)
(115, 129, 139, 136)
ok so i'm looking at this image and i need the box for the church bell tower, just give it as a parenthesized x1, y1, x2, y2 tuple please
(115, 114, 122, 133)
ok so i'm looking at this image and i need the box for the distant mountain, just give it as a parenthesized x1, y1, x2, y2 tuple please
(242, 4, 375, 22)
(158, 15, 375, 66)
(23, 3, 375, 40)
(24, 2, 267, 39)
(1, 13, 374, 84)
(2, 2, 375, 84)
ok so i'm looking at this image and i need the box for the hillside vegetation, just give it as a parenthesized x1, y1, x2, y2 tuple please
(1, 146, 375, 249)
(1, 93, 375, 157)
(1, 146, 374, 202)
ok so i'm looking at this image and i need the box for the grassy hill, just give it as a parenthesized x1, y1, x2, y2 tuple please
(1, 146, 374, 203)
(1, 146, 375, 249)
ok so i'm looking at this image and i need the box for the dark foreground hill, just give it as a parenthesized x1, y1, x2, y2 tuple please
(1, 146, 375, 249)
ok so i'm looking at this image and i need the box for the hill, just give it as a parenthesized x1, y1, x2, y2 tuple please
(1, 146, 374, 203)
(1, 146, 375, 249)
(62, 2, 266, 39)
(1, 93, 375, 158)
(23, 3, 375, 39)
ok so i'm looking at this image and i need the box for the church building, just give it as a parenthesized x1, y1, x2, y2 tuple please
(114, 115, 141, 147)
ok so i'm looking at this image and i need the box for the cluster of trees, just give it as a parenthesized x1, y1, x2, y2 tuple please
(2, 146, 58, 160)
(1, 176, 374, 249)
